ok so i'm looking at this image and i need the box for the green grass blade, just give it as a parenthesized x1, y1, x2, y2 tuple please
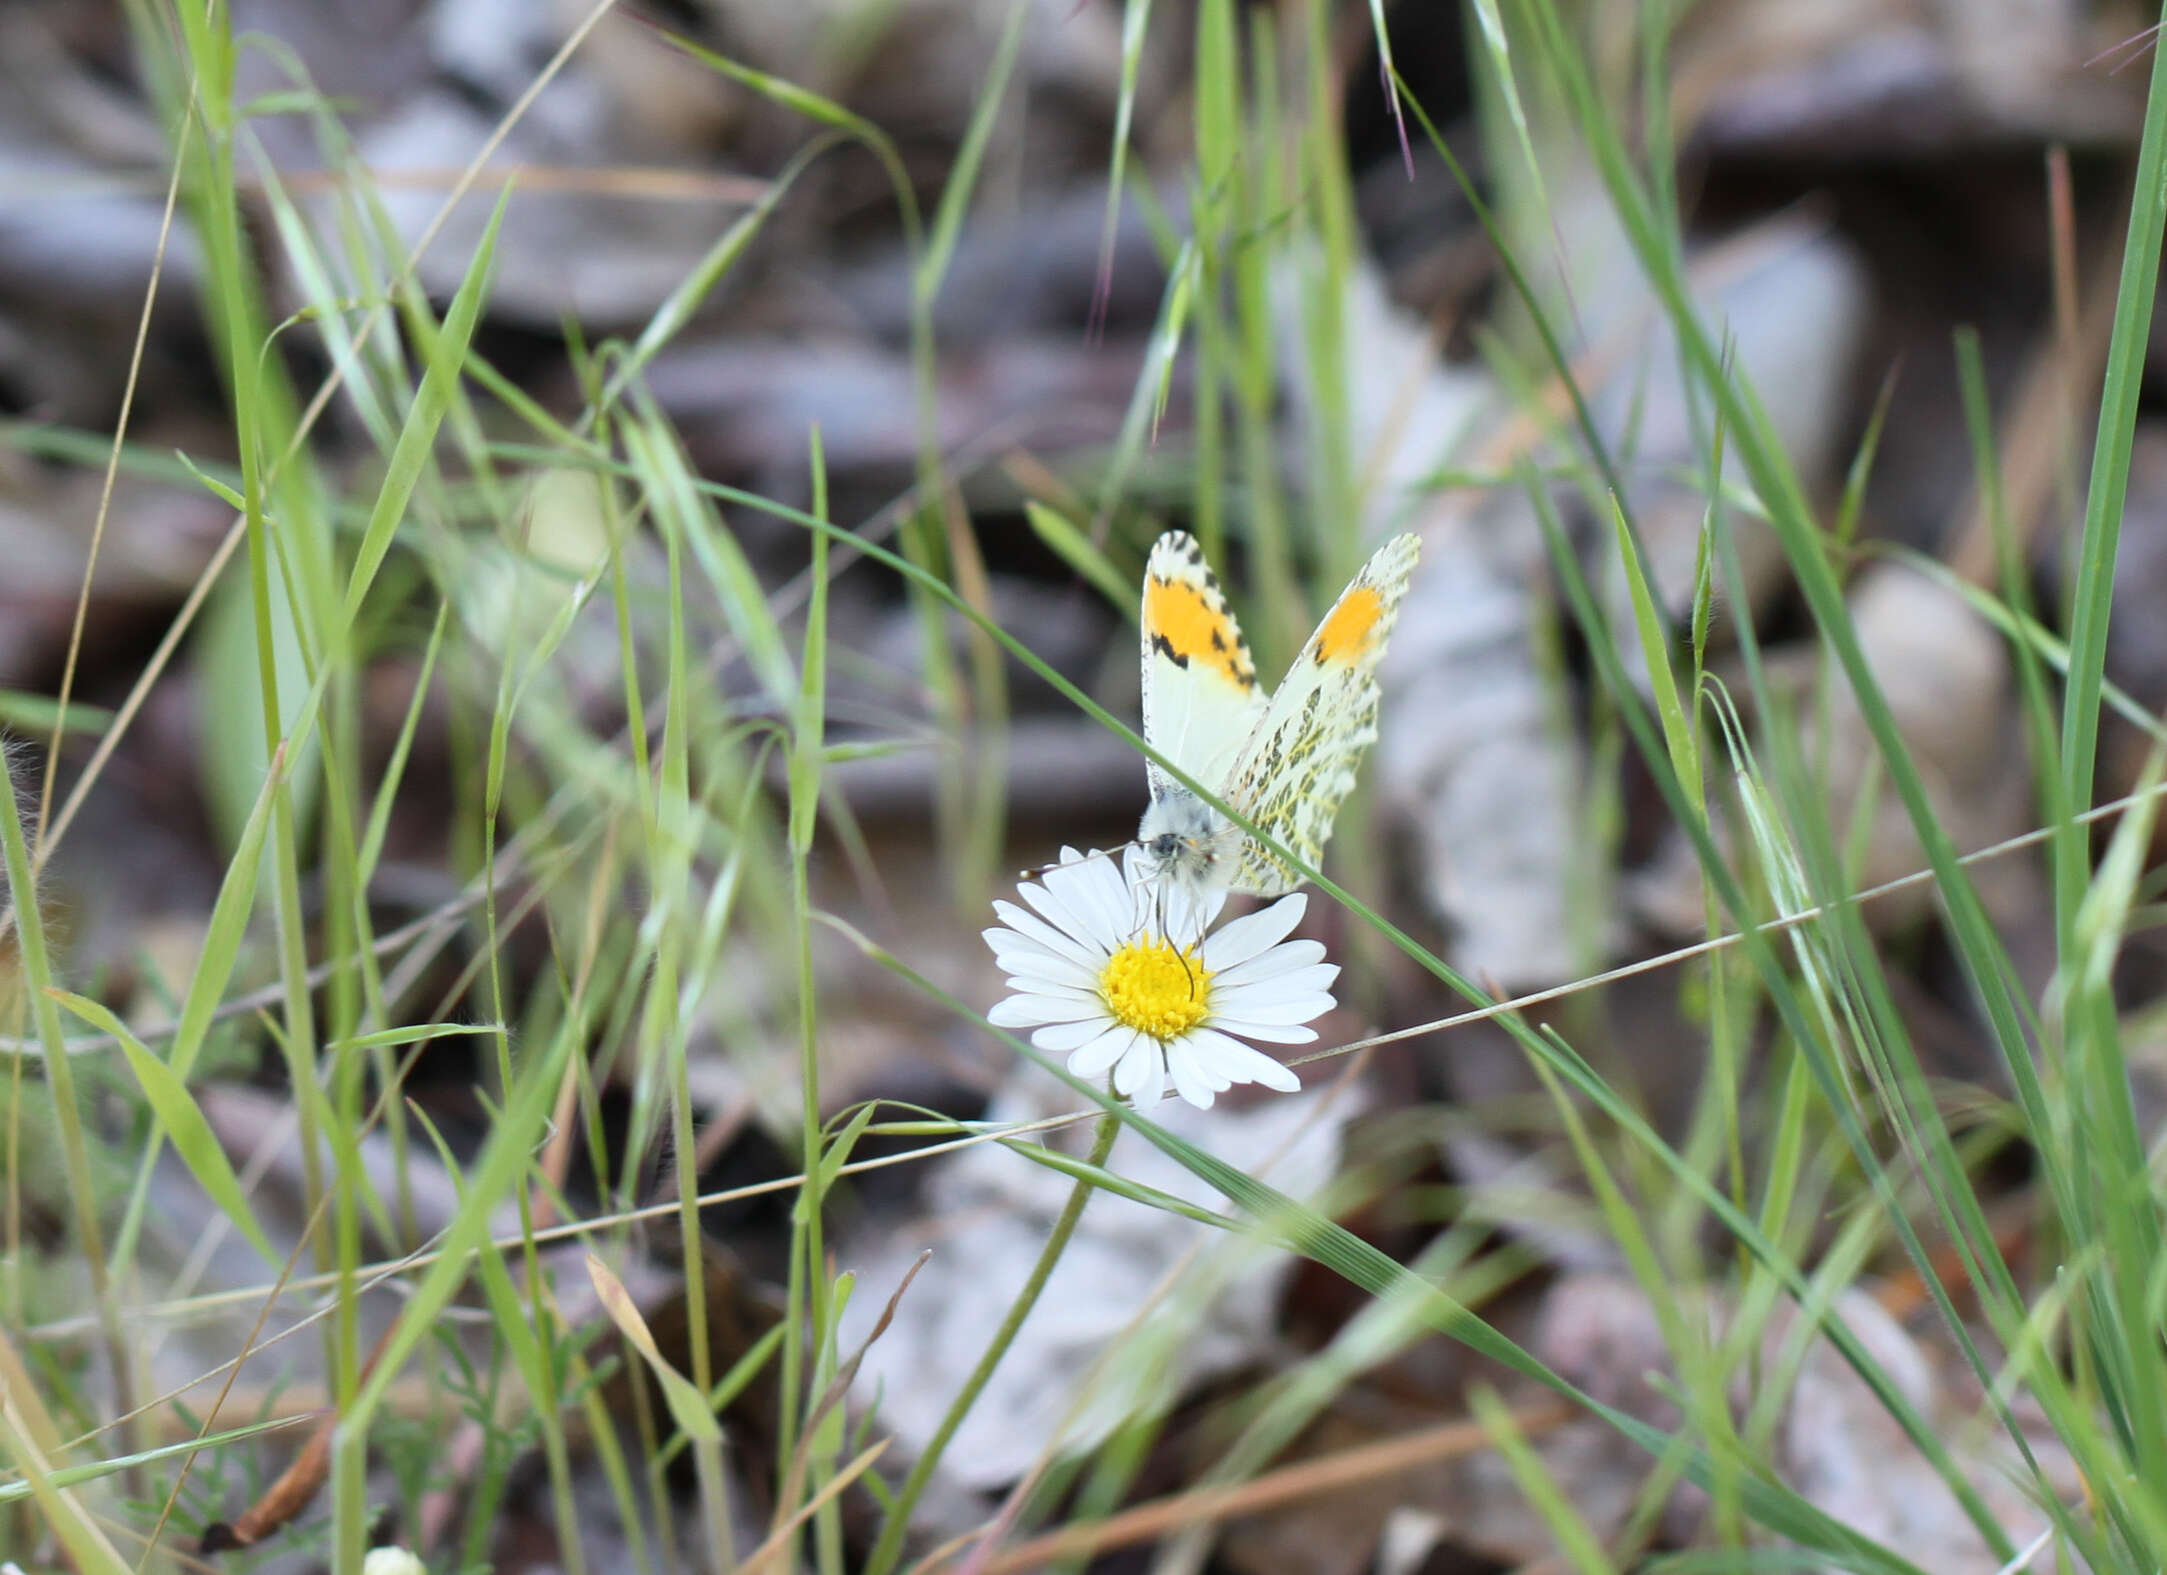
(2058, 0, 2167, 871)
(48, 991, 277, 1264)
(1023, 501, 1134, 613)
(916, 0, 1029, 306)
(339, 190, 507, 628)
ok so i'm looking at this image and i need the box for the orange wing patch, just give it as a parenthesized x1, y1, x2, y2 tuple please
(1310, 584, 1383, 665)
(1145, 574, 1257, 691)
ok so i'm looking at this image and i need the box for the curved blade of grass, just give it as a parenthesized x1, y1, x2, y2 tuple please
(1867, 542, 2167, 745)
(1089, 0, 1154, 327)
(0, 1416, 308, 1504)
(0, 1405, 129, 1575)
(790, 428, 829, 857)
(603, 134, 841, 416)
(1023, 501, 1137, 613)
(2057, 0, 2167, 879)
(651, 27, 916, 240)
(339, 188, 506, 629)
(1612, 491, 1698, 797)
(917, 0, 1030, 307)
(588, 1253, 722, 1444)
(0, 693, 113, 738)
(50, 991, 277, 1265)
(623, 397, 795, 714)
(1092, 240, 1199, 531)
(1467, 0, 1549, 237)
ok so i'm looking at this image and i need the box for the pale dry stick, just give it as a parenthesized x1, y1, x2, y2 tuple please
(927, 1398, 1577, 1575)
(1291, 771, 2167, 1075)
(738, 1440, 890, 1575)
(36, 48, 198, 836)
(25, 1097, 1108, 1350)
(32, 775, 2167, 1352)
(32, 0, 626, 876)
(34, 775, 2167, 1354)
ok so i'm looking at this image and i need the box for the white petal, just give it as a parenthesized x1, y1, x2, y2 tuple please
(1162, 880, 1223, 948)
(988, 994, 1102, 1028)
(983, 929, 1071, 974)
(1169, 1036, 1233, 1091)
(1032, 1016, 1116, 1052)
(1183, 1027, 1302, 1091)
(1038, 858, 1111, 943)
(1201, 894, 1307, 972)
(1075, 844, 1137, 918)
(1000, 977, 1100, 1004)
(1208, 993, 1334, 1026)
(1048, 849, 1136, 948)
(985, 915, 1087, 964)
(989, 933, 1092, 974)
(1213, 938, 1326, 985)
(1215, 962, 1339, 1004)
(1068, 1025, 1137, 1079)
(1167, 1045, 1220, 1109)
(1205, 1018, 1320, 1044)
(1018, 880, 1105, 954)
(989, 902, 1101, 966)
(1112, 1035, 1165, 1103)
(992, 950, 1099, 994)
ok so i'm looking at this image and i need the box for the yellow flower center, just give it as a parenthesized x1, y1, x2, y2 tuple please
(1098, 935, 1212, 1040)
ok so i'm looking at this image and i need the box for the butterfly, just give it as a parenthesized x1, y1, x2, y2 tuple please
(1136, 529, 1420, 900)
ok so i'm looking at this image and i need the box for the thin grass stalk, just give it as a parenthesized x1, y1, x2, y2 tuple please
(792, 433, 840, 1573)
(649, 440, 738, 1570)
(1230, 7, 1301, 668)
(1190, 0, 1238, 569)
(2056, 2, 2167, 903)
(0, 739, 129, 1455)
(913, 1, 1028, 909)
(863, 1114, 1122, 1575)
(1296, 0, 1356, 579)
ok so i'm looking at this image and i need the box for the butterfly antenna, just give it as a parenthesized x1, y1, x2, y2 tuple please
(1017, 846, 1121, 883)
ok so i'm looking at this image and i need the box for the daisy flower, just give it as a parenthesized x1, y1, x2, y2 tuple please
(983, 846, 1338, 1110)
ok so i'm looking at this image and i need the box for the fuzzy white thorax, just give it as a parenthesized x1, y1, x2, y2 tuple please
(1137, 789, 1244, 900)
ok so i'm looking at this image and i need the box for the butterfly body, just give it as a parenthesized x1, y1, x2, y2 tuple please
(1137, 529, 1420, 901)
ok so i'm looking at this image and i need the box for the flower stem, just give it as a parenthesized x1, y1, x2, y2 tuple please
(863, 1110, 1122, 1575)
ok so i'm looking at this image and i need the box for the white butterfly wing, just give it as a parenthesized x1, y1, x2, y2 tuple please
(1220, 533, 1421, 895)
(1140, 531, 1267, 803)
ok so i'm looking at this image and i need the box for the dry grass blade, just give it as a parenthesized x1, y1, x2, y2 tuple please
(927, 1399, 1576, 1574)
